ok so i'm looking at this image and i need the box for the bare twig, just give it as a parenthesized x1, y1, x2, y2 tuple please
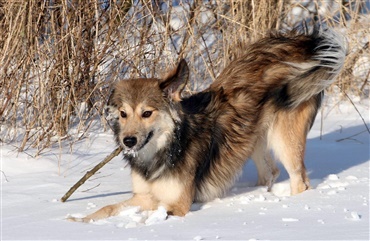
(60, 146, 123, 202)
(1, 170, 9, 183)
(341, 88, 370, 134)
(336, 130, 367, 143)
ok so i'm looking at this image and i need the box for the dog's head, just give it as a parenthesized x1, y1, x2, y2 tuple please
(106, 60, 189, 160)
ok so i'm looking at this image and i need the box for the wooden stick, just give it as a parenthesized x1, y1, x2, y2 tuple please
(60, 146, 123, 202)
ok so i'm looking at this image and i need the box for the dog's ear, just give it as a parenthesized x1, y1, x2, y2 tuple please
(107, 88, 116, 107)
(104, 87, 119, 119)
(159, 59, 189, 101)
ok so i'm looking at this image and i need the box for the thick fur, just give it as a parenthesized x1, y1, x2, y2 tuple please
(69, 28, 346, 222)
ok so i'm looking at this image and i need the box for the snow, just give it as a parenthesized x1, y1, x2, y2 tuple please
(1, 99, 369, 240)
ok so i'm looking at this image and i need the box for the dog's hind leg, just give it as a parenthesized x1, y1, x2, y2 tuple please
(251, 138, 280, 191)
(269, 108, 312, 195)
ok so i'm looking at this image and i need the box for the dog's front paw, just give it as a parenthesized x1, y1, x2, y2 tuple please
(66, 215, 93, 223)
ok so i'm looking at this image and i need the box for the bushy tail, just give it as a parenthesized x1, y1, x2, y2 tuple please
(273, 28, 347, 109)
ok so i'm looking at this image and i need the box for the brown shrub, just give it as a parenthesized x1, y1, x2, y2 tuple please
(0, 0, 368, 154)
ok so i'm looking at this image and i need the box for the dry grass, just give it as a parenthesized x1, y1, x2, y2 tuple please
(0, 0, 368, 154)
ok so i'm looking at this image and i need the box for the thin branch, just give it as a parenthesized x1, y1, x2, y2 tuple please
(1, 170, 9, 183)
(341, 88, 370, 134)
(336, 130, 367, 143)
(60, 146, 123, 202)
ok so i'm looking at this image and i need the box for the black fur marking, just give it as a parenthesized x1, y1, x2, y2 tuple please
(166, 121, 188, 167)
(139, 130, 154, 150)
(259, 83, 292, 108)
(112, 121, 121, 146)
(181, 91, 212, 114)
(272, 83, 291, 108)
(308, 91, 324, 130)
(194, 122, 225, 184)
(259, 64, 322, 109)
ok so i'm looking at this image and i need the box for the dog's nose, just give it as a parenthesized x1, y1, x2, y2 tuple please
(123, 136, 137, 148)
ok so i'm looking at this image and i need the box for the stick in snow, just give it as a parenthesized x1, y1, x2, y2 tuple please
(60, 146, 123, 202)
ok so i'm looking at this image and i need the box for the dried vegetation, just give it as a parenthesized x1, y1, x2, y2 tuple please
(0, 0, 368, 154)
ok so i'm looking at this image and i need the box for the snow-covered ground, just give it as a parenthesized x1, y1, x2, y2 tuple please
(1, 98, 369, 240)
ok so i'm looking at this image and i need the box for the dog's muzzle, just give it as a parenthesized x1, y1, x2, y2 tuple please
(122, 131, 154, 150)
(123, 136, 137, 148)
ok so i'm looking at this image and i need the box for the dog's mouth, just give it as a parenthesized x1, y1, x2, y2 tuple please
(140, 130, 154, 149)
(123, 131, 154, 157)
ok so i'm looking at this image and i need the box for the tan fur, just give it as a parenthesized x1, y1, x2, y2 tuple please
(69, 170, 193, 222)
(268, 100, 318, 194)
(251, 138, 280, 191)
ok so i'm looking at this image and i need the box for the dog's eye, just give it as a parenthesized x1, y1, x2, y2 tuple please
(142, 111, 153, 118)
(120, 111, 127, 118)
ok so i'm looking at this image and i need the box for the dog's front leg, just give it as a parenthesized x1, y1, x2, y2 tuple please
(69, 201, 127, 223)
(68, 170, 159, 223)
(68, 193, 158, 223)
(151, 176, 195, 217)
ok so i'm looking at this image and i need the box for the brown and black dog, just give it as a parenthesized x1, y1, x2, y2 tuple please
(69, 28, 346, 222)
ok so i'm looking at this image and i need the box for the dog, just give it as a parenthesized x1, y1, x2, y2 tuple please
(69, 28, 346, 222)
